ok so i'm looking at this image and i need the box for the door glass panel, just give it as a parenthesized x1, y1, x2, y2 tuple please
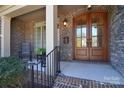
(76, 38, 81, 47)
(82, 26, 86, 37)
(92, 26, 97, 36)
(76, 14, 87, 48)
(91, 15, 103, 47)
(92, 36, 97, 47)
(76, 27, 81, 37)
(82, 37, 87, 47)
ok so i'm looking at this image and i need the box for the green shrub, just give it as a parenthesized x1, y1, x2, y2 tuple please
(0, 57, 25, 87)
(36, 48, 46, 55)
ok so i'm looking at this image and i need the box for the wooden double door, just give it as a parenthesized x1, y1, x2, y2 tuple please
(73, 12, 108, 61)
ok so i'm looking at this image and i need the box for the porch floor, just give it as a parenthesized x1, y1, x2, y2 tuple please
(60, 61, 124, 85)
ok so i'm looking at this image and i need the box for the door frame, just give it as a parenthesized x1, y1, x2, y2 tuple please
(72, 11, 109, 62)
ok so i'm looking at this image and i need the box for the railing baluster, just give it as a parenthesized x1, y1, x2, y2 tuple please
(27, 46, 61, 88)
(36, 63, 38, 86)
(44, 57, 46, 87)
(47, 55, 49, 87)
(58, 46, 61, 73)
(52, 51, 54, 84)
(49, 53, 52, 86)
(40, 59, 42, 87)
(54, 49, 56, 76)
(31, 65, 34, 88)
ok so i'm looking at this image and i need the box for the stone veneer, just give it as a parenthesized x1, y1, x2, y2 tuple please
(110, 6, 124, 77)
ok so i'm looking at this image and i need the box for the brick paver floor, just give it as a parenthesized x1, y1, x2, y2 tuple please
(53, 74, 124, 88)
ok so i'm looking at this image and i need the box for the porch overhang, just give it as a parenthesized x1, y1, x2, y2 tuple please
(0, 5, 45, 17)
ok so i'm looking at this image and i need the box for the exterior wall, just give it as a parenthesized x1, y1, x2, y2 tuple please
(11, 18, 25, 57)
(11, 8, 45, 57)
(58, 6, 112, 61)
(59, 17, 73, 61)
(110, 6, 124, 77)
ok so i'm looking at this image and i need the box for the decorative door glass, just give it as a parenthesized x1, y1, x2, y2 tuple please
(91, 15, 103, 47)
(76, 15, 87, 47)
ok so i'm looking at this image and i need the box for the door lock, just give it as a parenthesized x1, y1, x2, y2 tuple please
(87, 39, 92, 47)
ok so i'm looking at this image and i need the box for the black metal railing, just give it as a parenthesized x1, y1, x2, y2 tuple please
(27, 46, 61, 88)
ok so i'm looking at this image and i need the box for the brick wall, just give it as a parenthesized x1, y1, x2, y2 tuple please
(11, 18, 25, 57)
(11, 8, 45, 57)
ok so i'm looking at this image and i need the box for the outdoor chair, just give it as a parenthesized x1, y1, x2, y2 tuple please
(19, 42, 32, 62)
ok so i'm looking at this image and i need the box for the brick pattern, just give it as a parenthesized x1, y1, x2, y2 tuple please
(11, 19, 25, 57)
(11, 8, 45, 57)
(53, 74, 124, 88)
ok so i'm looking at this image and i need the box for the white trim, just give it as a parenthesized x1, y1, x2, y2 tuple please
(0, 5, 15, 13)
(0, 5, 27, 16)
(0, 34, 2, 37)
(34, 21, 46, 27)
(1, 16, 11, 57)
(46, 5, 57, 54)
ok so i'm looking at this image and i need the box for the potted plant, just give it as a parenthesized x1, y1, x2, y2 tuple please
(0, 57, 26, 87)
(36, 48, 46, 66)
(36, 48, 46, 56)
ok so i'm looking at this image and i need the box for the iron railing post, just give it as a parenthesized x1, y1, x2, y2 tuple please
(31, 65, 34, 87)
(57, 46, 61, 73)
(27, 46, 61, 88)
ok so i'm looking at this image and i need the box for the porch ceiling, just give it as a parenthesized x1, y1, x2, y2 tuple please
(58, 5, 114, 17)
(1, 5, 45, 18)
(58, 5, 87, 16)
(13, 7, 45, 21)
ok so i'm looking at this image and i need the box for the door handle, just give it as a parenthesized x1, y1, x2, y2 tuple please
(87, 39, 90, 47)
(86, 41, 89, 47)
(89, 39, 92, 47)
(87, 39, 92, 47)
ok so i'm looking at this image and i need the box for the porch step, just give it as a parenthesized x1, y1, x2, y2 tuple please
(53, 74, 124, 88)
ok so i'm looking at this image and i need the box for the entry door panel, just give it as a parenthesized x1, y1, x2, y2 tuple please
(90, 13, 105, 60)
(75, 14, 89, 60)
(74, 12, 108, 61)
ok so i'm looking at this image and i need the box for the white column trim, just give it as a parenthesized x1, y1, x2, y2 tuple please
(46, 5, 58, 76)
(46, 5, 57, 54)
(1, 16, 11, 57)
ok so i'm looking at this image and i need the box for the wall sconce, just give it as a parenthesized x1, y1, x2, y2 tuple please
(63, 18, 67, 26)
(87, 5, 91, 10)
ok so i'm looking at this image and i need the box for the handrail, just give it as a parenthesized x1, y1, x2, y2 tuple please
(46, 46, 59, 57)
(27, 46, 61, 88)
(28, 46, 60, 65)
